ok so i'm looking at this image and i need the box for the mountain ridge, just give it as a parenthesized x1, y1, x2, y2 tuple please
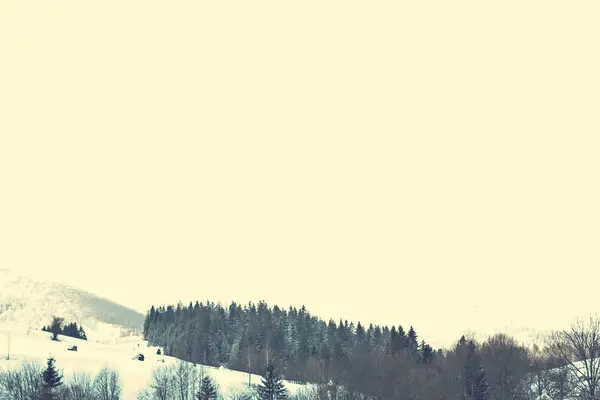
(0, 268, 144, 342)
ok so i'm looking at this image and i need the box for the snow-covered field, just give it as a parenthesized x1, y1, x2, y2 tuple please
(0, 322, 312, 400)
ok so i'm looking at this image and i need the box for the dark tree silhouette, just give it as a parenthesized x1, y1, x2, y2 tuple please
(196, 375, 218, 400)
(463, 340, 489, 400)
(257, 361, 288, 400)
(50, 317, 64, 341)
(41, 356, 63, 400)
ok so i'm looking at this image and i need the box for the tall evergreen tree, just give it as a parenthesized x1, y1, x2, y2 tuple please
(41, 356, 63, 400)
(196, 375, 218, 400)
(407, 326, 419, 359)
(407, 326, 418, 347)
(257, 361, 288, 400)
(78, 325, 87, 340)
(463, 340, 489, 400)
(420, 340, 434, 364)
(355, 322, 365, 343)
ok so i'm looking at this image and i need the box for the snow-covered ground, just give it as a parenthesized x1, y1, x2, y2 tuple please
(0, 268, 144, 343)
(0, 322, 312, 400)
(0, 269, 314, 399)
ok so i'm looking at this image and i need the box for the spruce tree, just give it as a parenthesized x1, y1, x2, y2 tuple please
(407, 326, 418, 348)
(41, 356, 63, 400)
(406, 326, 419, 359)
(257, 361, 288, 400)
(463, 341, 489, 400)
(78, 325, 87, 340)
(355, 322, 365, 343)
(196, 375, 218, 400)
(62, 322, 78, 338)
(419, 340, 434, 364)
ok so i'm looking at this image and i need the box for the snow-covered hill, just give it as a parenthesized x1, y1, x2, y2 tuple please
(0, 326, 312, 400)
(0, 269, 313, 399)
(0, 268, 144, 343)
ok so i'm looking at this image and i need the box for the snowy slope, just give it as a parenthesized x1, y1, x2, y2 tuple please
(0, 326, 313, 400)
(0, 269, 313, 398)
(0, 269, 144, 342)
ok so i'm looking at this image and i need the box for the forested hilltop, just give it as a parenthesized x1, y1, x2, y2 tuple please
(143, 301, 437, 384)
(143, 300, 577, 399)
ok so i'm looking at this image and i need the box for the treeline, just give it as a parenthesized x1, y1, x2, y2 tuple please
(143, 301, 438, 385)
(0, 356, 121, 400)
(42, 317, 87, 341)
(144, 300, 574, 399)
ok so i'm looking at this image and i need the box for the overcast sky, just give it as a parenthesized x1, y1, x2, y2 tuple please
(1, 1, 599, 350)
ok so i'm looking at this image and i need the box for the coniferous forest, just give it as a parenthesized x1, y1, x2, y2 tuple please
(143, 301, 434, 389)
(142, 300, 563, 400)
(41, 320, 88, 341)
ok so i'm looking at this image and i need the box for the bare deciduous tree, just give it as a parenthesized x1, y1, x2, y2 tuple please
(150, 366, 172, 400)
(196, 364, 206, 386)
(189, 366, 200, 399)
(528, 346, 553, 399)
(94, 367, 122, 400)
(548, 316, 600, 399)
(0, 361, 43, 400)
(546, 367, 574, 400)
(245, 343, 254, 387)
(64, 372, 95, 400)
(0, 369, 25, 400)
(480, 333, 531, 400)
(168, 360, 196, 400)
(292, 386, 331, 400)
(136, 388, 152, 400)
(228, 387, 255, 400)
(21, 362, 43, 400)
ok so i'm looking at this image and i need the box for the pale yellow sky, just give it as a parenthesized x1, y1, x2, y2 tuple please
(1, 1, 599, 349)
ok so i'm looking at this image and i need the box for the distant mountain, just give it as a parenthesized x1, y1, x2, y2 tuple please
(0, 268, 144, 342)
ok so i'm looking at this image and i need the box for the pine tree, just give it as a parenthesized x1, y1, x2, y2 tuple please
(41, 356, 63, 400)
(406, 326, 419, 359)
(143, 309, 151, 337)
(257, 361, 288, 400)
(196, 375, 218, 400)
(407, 326, 418, 348)
(355, 322, 365, 343)
(62, 322, 78, 338)
(463, 340, 489, 400)
(78, 325, 87, 341)
(419, 340, 434, 364)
